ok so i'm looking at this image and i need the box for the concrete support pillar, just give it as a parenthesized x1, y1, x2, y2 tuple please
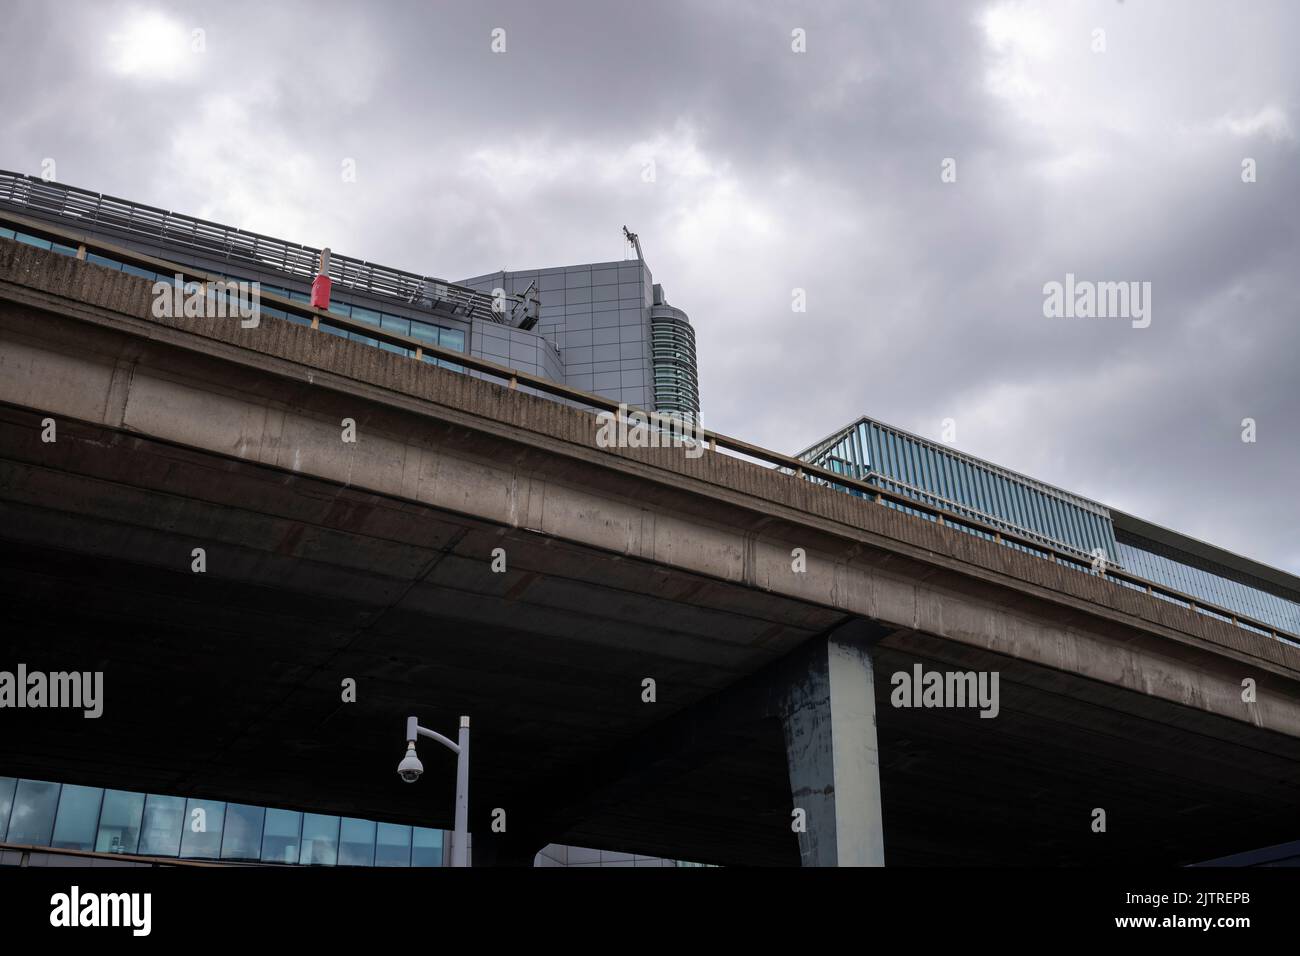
(780, 635, 885, 866)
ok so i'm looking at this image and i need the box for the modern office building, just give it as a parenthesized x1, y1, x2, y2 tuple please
(459, 263, 699, 423)
(0, 170, 700, 424)
(798, 416, 1300, 645)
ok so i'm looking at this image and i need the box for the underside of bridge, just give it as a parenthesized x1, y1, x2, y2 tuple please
(3, 240, 1300, 866)
(3, 405, 1299, 866)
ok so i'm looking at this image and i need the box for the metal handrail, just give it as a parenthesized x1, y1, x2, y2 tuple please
(0, 207, 1294, 647)
(0, 171, 532, 327)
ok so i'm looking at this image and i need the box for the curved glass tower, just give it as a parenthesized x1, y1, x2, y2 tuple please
(650, 299, 700, 423)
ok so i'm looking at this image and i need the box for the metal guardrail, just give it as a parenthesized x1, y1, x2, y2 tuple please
(0, 207, 1294, 648)
(0, 171, 535, 327)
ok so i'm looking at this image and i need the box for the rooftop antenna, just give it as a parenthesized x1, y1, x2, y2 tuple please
(622, 225, 644, 261)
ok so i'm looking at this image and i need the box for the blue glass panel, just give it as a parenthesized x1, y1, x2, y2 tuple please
(15, 232, 53, 250)
(261, 808, 302, 864)
(7, 780, 61, 845)
(381, 313, 411, 337)
(0, 777, 17, 840)
(220, 804, 265, 861)
(411, 827, 444, 867)
(375, 822, 412, 867)
(409, 320, 438, 344)
(350, 306, 381, 327)
(338, 817, 376, 866)
(51, 784, 104, 850)
(300, 813, 340, 866)
(138, 794, 185, 856)
(0, 226, 14, 239)
(179, 799, 226, 858)
(95, 790, 145, 855)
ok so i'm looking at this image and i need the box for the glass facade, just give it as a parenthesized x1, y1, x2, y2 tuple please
(0, 227, 468, 369)
(800, 417, 1117, 562)
(1117, 537, 1300, 641)
(650, 304, 700, 423)
(800, 416, 1300, 643)
(0, 777, 446, 866)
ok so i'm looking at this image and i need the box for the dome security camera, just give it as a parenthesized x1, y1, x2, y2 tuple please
(397, 743, 424, 783)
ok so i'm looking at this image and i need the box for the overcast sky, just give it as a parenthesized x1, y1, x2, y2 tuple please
(2, 0, 1297, 572)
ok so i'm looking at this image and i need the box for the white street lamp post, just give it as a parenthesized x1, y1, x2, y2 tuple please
(397, 715, 470, 867)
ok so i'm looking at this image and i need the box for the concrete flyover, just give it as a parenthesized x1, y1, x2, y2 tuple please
(2, 235, 1300, 865)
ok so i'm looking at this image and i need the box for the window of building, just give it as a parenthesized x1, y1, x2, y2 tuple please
(299, 813, 340, 866)
(179, 798, 227, 858)
(95, 790, 145, 855)
(6, 779, 61, 846)
(50, 784, 104, 851)
(0, 777, 15, 840)
(338, 818, 376, 866)
(220, 803, 265, 861)
(261, 808, 302, 864)
(138, 794, 185, 857)
(412, 827, 444, 867)
(375, 823, 412, 867)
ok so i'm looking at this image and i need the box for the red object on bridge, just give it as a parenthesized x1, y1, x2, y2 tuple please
(310, 273, 332, 310)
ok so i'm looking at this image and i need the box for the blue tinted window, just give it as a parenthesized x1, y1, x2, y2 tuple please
(0, 226, 14, 240)
(0, 777, 16, 840)
(319, 322, 349, 338)
(15, 232, 53, 250)
(86, 253, 122, 270)
(95, 790, 145, 855)
(409, 320, 438, 344)
(339, 818, 376, 866)
(440, 328, 465, 352)
(412, 827, 443, 867)
(6, 779, 60, 845)
(51, 784, 104, 850)
(300, 813, 340, 866)
(328, 301, 353, 317)
(52, 242, 78, 257)
(261, 808, 302, 864)
(375, 823, 411, 867)
(220, 804, 265, 861)
(180, 799, 226, 858)
(138, 794, 185, 856)
(350, 306, 381, 327)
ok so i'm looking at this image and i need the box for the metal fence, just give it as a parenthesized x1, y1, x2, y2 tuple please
(0, 170, 535, 327)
